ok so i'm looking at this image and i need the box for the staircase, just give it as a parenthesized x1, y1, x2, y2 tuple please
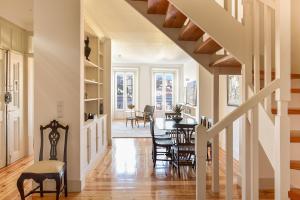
(125, 0, 294, 199)
(125, 0, 243, 75)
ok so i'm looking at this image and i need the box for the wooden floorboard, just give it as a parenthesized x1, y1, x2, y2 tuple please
(0, 138, 274, 199)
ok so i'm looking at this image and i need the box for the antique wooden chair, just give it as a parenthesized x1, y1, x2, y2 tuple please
(17, 120, 69, 200)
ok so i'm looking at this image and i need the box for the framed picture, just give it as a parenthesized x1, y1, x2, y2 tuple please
(227, 75, 241, 106)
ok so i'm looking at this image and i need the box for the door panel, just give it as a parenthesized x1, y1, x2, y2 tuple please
(0, 50, 7, 168)
(7, 52, 23, 164)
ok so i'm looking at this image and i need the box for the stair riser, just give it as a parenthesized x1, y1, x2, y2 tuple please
(291, 116, 300, 130)
(292, 79, 300, 88)
(291, 170, 300, 188)
(291, 145, 300, 160)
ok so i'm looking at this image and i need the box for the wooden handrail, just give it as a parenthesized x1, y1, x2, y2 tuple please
(205, 79, 280, 137)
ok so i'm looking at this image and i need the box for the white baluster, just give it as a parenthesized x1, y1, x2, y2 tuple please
(253, 0, 260, 93)
(196, 125, 208, 200)
(226, 124, 233, 199)
(263, 4, 272, 114)
(251, 105, 259, 200)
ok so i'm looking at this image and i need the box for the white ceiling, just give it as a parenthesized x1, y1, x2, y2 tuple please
(0, 0, 33, 31)
(84, 0, 190, 64)
(0, 0, 190, 64)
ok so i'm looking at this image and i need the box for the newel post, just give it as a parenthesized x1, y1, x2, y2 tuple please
(274, 0, 291, 199)
(196, 125, 208, 200)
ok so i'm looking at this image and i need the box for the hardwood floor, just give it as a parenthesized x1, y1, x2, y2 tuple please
(0, 138, 274, 200)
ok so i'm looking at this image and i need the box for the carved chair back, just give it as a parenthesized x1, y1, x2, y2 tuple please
(144, 105, 155, 117)
(39, 120, 69, 163)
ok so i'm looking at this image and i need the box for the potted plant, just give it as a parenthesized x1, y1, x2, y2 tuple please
(128, 104, 135, 110)
(172, 104, 183, 123)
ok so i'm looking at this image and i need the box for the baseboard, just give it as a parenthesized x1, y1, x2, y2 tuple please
(68, 179, 85, 192)
(237, 174, 274, 190)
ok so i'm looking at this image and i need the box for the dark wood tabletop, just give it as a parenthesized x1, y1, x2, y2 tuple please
(155, 117, 198, 130)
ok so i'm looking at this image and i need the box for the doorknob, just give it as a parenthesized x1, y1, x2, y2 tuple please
(4, 92, 12, 104)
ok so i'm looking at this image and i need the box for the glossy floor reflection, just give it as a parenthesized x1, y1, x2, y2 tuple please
(0, 138, 274, 199)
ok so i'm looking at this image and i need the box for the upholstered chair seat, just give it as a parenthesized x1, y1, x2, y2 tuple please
(23, 160, 65, 174)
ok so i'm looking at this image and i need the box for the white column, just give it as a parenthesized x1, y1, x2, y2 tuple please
(274, 0, 291, 199)
(212, 71, 220, 193)
(33, 0, 84, 191)
(241, 0, 253, 199)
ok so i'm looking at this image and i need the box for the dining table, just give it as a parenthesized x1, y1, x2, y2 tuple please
(155, 117, 198, 130)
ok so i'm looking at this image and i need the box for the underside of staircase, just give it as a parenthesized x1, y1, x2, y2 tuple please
(127, 0, 243, 75)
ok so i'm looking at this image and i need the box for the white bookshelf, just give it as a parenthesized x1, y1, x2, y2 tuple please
(84, 27, 106, 118)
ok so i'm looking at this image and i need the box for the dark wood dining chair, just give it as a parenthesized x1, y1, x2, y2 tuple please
(17, 120, 69, 200)
(171, 125, 195, 177)
(150, 117, 173, 167)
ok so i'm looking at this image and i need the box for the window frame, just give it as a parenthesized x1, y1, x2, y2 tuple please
(152, 69, 178, 112)
(113, 69, 138, 111)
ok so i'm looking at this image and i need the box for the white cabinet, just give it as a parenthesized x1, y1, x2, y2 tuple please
(83, 115, 107, 172)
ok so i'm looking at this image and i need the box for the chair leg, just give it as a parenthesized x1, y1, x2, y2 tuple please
(131, 119, 134, 128)
(153, 147, 157, 168)
(126, 119, 128, 127)
(17, 176, 25, 200)
(55, 176, 61, 200)
(64, 170, 68, 197)
(40, 181, 44, 197)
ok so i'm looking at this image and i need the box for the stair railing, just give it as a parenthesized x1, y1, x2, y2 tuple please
(196, 79, 280, 200)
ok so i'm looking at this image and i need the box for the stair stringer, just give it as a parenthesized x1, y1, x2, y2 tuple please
(125, 0, 242, 75)
(169, 0, 247, 64)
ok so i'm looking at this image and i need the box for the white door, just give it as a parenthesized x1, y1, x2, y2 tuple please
(7, 52, 24, 164)
(0, 50, 7, 168)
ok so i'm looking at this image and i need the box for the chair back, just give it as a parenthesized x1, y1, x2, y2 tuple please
(174, 125, 195, 145)
(144, 105, 155, 116)
(149, 116, 156, 144)
(39, 120, 69, 163)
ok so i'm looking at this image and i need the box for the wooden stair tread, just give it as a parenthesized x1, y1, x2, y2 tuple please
(291, 130, 300, 143)
(291, 136, 300, 143)
(194, 37, 222, 54)
(179, 21, 204, 41)
(209, 55, 241, 68)
(163, 4, 187, 28)
(148, 0, 169, 14)
(289, 188, 300, 200)
(291, 88, 300, 93)
(291, 160, 300, 170)
(258, 71, 300, 80)
(272, 108, 300, 115)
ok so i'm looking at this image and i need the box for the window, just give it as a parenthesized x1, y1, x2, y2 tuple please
(153, 72, 175, 111)
(115, 72, 135, 110)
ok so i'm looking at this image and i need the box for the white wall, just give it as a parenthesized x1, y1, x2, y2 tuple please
(112, 63, 184, 119)
(184, 59, 200, 120)
(33, 0, 83, 191)
(219, 75, 241, 160)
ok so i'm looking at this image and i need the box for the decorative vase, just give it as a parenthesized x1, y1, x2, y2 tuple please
(173, 116, 183, 123)
(84, 37, 91, 61)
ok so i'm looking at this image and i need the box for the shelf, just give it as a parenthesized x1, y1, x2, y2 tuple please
(85, 79, 99, 85)
(85, 60, 99, 69)
(85, 98, 99, 102)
